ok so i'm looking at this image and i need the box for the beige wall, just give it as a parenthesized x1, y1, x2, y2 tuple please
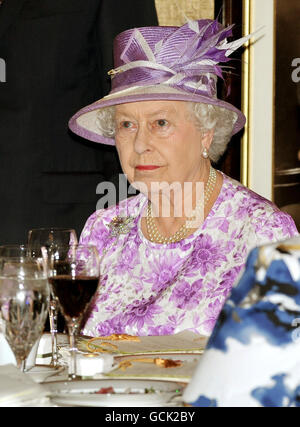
(243, 0, 275, 201)
(155, 0, 214, 26)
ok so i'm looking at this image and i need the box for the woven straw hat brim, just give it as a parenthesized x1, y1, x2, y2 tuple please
(69, 84, 245, 145)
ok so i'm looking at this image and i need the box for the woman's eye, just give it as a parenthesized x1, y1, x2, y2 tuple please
(157, 119, 168, 127)
(122, 121, 133, 129)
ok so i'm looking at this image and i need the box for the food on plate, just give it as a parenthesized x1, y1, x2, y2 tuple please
(155, 358, 182, 368)
(117, 357, 183, 371)
(95, 387, 115, 394)
(94, 386, 157, 395)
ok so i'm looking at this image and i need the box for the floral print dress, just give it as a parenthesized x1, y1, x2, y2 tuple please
(79, 173, 298, 337)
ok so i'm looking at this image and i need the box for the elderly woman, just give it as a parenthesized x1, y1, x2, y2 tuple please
(69, 19, 298, 338)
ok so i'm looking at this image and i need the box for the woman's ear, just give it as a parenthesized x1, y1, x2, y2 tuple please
(201, 129, 214, 151)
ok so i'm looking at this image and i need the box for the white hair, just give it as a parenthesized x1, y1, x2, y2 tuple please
(96, 101, 238, 163)
(96, 106, 116, 138)
(187, 102, 238, 163)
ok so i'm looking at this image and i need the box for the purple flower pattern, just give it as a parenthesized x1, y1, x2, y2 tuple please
(125, 296, 163, 331)
(79, 173, 298, 338)
(143, 254, 184, 293)
(169, 279, 204, 310)
(202, 298, 224, 333)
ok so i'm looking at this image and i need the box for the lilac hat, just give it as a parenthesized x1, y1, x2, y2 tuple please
(69, 19, 251, 145)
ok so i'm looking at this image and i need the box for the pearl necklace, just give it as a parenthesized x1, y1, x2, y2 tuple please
(146, 167, 217, 244)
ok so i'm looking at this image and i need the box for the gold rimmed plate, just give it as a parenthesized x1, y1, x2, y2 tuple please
(44, 378, 184, 407)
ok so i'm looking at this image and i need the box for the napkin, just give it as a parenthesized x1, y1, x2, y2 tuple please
(0, 365, 50, 407)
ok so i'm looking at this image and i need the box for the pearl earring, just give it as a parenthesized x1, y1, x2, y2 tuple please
(202, 148, 209, 159)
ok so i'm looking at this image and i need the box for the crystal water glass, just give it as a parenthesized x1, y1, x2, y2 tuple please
(0, 254, 49, 372)
(27, 228, 78, 367)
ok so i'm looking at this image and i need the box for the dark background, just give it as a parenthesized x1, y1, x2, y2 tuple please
(273, 0, 300, 210)
(214, 0, 244, 182)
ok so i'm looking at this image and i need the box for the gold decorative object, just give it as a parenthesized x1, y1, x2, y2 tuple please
(89, 334, 141, 342)
(85, 335, 141, 354)
(108, 216, 135, 237)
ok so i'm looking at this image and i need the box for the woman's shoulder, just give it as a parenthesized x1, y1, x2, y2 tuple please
(80, 193, 146, 242)
(223, 173, 283, 214)
(221, 173, 298, 241)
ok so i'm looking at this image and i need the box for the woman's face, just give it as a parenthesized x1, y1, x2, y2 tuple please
(115, 100, 212, 196)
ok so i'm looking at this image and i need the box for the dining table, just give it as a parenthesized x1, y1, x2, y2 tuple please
(0, 331, 208, 408)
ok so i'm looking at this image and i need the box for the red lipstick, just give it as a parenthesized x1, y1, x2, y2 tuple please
(136, 165, 161, 171)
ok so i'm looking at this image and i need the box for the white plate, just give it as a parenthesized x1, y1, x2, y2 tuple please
(115, 353, 202, 362)
(44, 379, 184, 407)
(26, 365, 66, 384)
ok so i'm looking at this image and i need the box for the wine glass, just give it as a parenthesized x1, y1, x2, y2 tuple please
(28, 228, 78, 367)
(28, 228, 78, 252)
(47, 245, 100, 380)
(0, 254, 50, 372)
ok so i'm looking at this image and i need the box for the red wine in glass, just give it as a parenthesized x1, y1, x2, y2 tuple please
(48, 245, 100, 379)
(49, 275, 99, 319)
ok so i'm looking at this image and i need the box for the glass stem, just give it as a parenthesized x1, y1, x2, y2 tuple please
(49, 296, 59, 367)
(67, 321, 79, 380)
(16, 358, 26, 372)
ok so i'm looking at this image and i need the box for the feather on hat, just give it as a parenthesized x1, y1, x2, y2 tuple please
(69, 19, 252, 145)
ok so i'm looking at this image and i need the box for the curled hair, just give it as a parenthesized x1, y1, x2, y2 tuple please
(96, 102, 237, 163)
(187, 102, 238, 163)
(96, 106, 115, 138)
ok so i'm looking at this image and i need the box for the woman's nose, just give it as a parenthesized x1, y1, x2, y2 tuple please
(133, 124, 152, 154)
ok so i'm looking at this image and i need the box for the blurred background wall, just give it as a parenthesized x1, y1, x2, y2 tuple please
(274, 0, 300, 229)
(155, 0, 214, 25)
